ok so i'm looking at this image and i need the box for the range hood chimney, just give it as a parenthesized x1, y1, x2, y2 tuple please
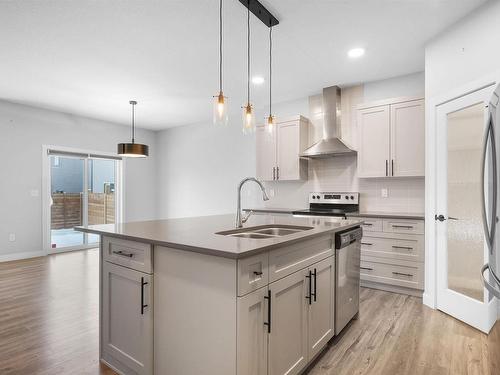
(300, 86, 356, 158)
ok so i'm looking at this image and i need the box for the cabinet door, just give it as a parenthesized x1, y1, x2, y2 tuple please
(102, 261, 153, 375)
(357, 105, 390, 177)
(269, 270, 308, 375)
(276, 121, 301, 181)
(308, 256, 334, 359)
(237, 287, 269, 375)
(256, 125, 277, 181)
(390, 99, 425, 177)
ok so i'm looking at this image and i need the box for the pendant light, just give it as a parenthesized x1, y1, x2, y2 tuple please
(213, 0, 228, 126)
(117, 100, 149, 158)
(242, 1, 255, 134)
(266, 26, 275, 133)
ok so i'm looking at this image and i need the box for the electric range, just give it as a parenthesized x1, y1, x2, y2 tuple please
(292, 192, 359, 218)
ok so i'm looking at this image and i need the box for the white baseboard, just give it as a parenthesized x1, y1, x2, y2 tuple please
(0, 251, 45, 263)
(422, 292, 436, 309)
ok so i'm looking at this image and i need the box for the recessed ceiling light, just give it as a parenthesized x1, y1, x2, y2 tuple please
(348, 48, 365, 59)
(252, 76, 265, 85)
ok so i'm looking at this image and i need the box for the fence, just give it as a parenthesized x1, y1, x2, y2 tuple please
(51, 192, 115, 230)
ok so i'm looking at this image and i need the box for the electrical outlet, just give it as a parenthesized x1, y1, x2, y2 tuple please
(8, 233, 16, 242)
(381, 188, 388, 198)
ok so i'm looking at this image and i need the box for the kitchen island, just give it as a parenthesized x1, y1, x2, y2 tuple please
(76, 214, 362, 375)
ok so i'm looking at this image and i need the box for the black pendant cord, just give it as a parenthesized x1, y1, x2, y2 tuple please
(219, 0, 223, 93)
(269, 26, 272, 117)
(247, 1, 250, 105)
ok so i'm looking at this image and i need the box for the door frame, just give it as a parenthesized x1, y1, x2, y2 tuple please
(41, 145, 124, 255)
(425, 71, 500, 319)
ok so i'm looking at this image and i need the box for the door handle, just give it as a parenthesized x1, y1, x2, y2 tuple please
(435, 215, 459, 222)
(481, 264, 500, 299)
(391, 159, 394, 176)
(312, 268, 317, 302)
(263, 290, 271, 333)
(141, 277, 149, 315)
(272, 167, 276, 180)
(305, 270, 312, 305)
(480, 111, 497, 255)
(385, 160, 388, 177)
(276, 166, 279, 180)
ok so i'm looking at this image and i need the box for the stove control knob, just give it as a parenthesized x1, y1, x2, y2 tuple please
(345, 195, 349, 199)
(316, 195, 321, 199)
(350, 195, 354, 200)
(312, 195, 316, 199)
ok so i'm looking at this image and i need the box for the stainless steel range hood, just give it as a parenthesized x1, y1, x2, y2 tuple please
(300, 86, 356, 158)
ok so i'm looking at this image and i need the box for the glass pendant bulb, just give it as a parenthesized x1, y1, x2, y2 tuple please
(266, 114, 275, 133)
(213, 91, 228, 126)
(242, 103, 255, 134)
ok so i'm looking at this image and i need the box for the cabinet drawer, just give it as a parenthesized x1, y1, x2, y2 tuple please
(361, 234, 423, 262)
(357, 218, 383, 232)
(103, 236, 153, 273)
(237, 252, 269, 297)
(383, 219, 424, 235)
(269, 235, 333, 283)
(360, 257, 423, 290)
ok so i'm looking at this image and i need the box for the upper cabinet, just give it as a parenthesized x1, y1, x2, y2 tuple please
(357, 97, 424, 178)
(256, 116, 309, 181)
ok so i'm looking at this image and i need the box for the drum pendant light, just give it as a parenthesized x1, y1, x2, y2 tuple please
(213, 0, 228, 126)
(242, 1, 255, 134)
(266, 26, 275, 133)
(117, 100, 149, 158)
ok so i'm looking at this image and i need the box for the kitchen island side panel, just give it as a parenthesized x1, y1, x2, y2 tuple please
(154, 246, 237, 375)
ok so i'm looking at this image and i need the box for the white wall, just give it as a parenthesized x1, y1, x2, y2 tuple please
(425, 0, 500, 99)
(0, 100, 157, 261)
(157, 72, 425, 219)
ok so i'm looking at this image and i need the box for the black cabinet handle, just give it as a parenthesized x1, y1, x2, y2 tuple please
(253, 271, 263, 276)
(392, 271, 413, 277)
(264, 290, 271, 333)
(360, 266, 373, 271)
(392, 159, 394, 176)
(305, 270, 312, 305)
(385, 160, 388, 176)
(361, 242, 373, 246)
(113, 250, 134, 258)
(312, 268, 317, 302)
(392, 225, 414, 229)
(141, 277, 149, 315)
(277, 166, 280, 180)
(392, 245, 413, 250)
(362, 223, 373, 226)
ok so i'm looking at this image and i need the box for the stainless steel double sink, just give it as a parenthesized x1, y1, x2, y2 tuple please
(216, 224, 313, 239)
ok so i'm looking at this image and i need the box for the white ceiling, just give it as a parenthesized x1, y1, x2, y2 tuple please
(0, 0, 487, 130)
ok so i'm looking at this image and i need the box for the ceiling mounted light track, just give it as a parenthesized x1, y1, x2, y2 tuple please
(238, 0, 279, 27)
(117, 100, 149, 158)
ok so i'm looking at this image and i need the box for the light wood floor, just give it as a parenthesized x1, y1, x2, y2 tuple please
(0, 249, 498, 375)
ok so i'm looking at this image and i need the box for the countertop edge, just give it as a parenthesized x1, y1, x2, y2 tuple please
(76, 220, 363, 259)
(244, 208, 425, 220)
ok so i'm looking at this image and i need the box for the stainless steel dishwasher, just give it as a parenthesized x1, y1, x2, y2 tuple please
(334, 226, 362, 335)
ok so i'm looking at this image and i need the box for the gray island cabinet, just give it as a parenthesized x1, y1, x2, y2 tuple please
(77, 214, 361, 375)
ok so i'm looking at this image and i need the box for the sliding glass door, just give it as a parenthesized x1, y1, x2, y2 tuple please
(45, 149, 121, 253)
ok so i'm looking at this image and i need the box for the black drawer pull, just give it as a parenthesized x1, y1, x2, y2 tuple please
(392, 225, 414, 229)
(392, 271, 413, 277)
(253, 271, 263, 276)
(141, 277, 148, 315)
(361, 242, 373, 246)
(362, 223, 373, 226)
(360, 266, 373, 271)
(312, 268, 317, 302)
(305, 270, 312, 305)
(392, 245, 413, 250)
(113, 250, 134, 258)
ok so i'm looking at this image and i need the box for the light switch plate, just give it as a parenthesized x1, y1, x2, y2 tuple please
(381, 188, 388, 198)
(30, 189, 39, 197)
(9, 233, 16, 242)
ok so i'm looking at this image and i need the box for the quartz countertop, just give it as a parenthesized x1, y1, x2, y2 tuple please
(346, 211, 425, 220)
(76, 214, 362, 259)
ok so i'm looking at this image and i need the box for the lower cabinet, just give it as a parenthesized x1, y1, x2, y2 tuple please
(237, 256, 334, 375)
(102, 261, 153, 375)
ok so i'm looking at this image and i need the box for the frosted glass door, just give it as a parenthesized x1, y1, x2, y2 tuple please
(436, 85, 498, 333)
